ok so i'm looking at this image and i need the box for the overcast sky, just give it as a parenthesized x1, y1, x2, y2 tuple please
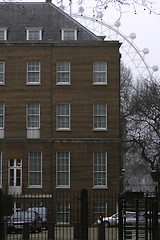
(2, 0, 160, 78)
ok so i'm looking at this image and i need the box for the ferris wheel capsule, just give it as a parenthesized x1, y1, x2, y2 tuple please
(143, 48, 149, 55)
(115, 20, 121, 28)
(130, 33, 136, 40)
(152, 65, 159, 72)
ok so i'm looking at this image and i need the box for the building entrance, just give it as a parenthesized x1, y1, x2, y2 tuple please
(8, 159, 22, 195)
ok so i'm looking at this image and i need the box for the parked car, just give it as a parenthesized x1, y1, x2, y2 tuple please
(97, 211, 136, 228)
(132, 211, 160, 227)
(98, 211, 160, 228)
(27, 207, 49, 229)
(7, 211, 42, 233)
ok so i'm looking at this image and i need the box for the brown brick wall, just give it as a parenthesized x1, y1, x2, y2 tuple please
(1, 141, 120, 195)
(0, 43, 120, 195)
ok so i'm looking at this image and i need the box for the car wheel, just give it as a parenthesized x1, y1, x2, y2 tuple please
(105, 221, 110, 228)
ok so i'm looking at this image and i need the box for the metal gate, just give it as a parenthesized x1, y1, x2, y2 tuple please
(118, 191, 159, 240)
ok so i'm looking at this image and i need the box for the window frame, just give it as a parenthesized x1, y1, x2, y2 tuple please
(93, 61, 107, 85)
(0, 28, 7, 41)
(56, 61, 71, 85)
(93, 151, 107, 188)
(26, 102, 40, 130)
(93, 103, 107, 131)
(56, 151, 70, 188)
(0, 61, 5, 85)
(56, 103, 70, 131)
(0, 103, 5, 129)
(56, 202, 70, 225)
(26, 28, 42, 41)
(27, 61, 41, 85)
(61, 29, 77, 41)
(28, 151, 42, 188)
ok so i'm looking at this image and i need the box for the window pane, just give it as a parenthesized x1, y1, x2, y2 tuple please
(0, 62, 4, 83)
(27, 103, 40, 129)
(27, 61, 40, 83)
(57, 61, 70, 83)
(16, 169, 21, 186)
(94, 202, 107, 223)
(29, 30, 40, 40)
(0, 103, 4, 128)
(57, 103, 70, 129)
(93, 61, 107, 84)
(29, 172, 41, 185)
(57, 152, 70, 187)
(94, 103, 107, 129)
(9, 169, 14, 186)
(0, 31, 4, 40)
(56, 202, 70, 224)
(29, 152, 42, 186)
(93, 152, 107, 187)
(64, 30, 75, 40)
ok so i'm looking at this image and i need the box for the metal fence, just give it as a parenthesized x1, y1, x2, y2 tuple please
(0, 189, 119, 240)
(118, 190, 160, 240)
(0, 188, 159, 240)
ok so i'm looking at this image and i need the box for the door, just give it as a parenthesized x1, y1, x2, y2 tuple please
(8, 159, 22, 195)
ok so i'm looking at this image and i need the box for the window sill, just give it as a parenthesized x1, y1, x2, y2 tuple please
(56, 129, 71, 131)
(93, 83, 107, 86)
(28, 186, 43, 189)
(26, 83, 41, 86)
(56, 186, 70, 189)
(56, 83, 71, 86)
(92, 186, 108, 189)
(93, 129, 107, 132)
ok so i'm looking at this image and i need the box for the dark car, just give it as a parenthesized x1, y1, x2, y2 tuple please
(27, 207, 49, 229)
(7, 211, 42, 233)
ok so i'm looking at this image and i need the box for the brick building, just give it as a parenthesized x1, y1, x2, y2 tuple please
(0, 1, 121, 221)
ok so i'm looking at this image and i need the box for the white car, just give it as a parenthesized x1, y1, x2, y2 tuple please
(98, 211, 136, 228)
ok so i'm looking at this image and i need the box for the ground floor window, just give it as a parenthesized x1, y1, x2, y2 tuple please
(93, 202, 107, 223)
(56, 151, 70, 188)
(93, 152, 107, 188)
(28, 151, 42, 187)
(56, 202, 70, 225)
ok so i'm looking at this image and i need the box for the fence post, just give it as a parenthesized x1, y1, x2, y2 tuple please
(48, 212, 55, 240)
(81, 188, 88, 240)
(118, 193, 123, 240)
(74, 222, 81, 240)
(98, 220, 105, 240)
(22, 223, 30, 240)
(152, 193, 159, 240)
